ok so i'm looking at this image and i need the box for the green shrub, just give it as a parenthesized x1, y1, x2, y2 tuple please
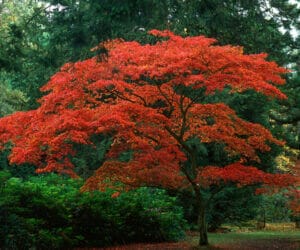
(71, 187, 186, 247)
(0, 174, 80, 249)
(0, 172, 186, 248)
(257, 193, 293, 223)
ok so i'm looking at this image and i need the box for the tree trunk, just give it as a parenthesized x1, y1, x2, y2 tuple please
(198, 201, 208, 245)
(186, 152, 209, 245)
(296, 220, 300, 229)
(195, 188, 208, 246)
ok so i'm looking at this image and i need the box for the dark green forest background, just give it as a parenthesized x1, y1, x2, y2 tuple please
(0, 0, 299, 248)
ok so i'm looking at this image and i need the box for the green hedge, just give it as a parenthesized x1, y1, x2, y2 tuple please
(0, 171, 186, 249)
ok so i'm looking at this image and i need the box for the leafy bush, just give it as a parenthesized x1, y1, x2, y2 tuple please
(0, 172, 186, 248)
(0, 172, 80, 249)
(73, 187, 186, 247)
(256, 193, 293, 223)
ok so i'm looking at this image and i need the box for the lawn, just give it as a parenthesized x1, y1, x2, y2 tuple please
(190, 231, 300, 250)
(98, 230, 300, 250)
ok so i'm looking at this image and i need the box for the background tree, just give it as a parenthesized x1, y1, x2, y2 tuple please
(0, 0, 53, 109)
(169, 0, 299, 64)
(2, 0, 299, 108)
(0, 0, 171, 108)
(0, 83, 27, 117)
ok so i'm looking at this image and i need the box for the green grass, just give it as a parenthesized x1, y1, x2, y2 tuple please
(94, 230, 300, 249)
(188, 231, 300, 250)
(209, 231, 300, 242)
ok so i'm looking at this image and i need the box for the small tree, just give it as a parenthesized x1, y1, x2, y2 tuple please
(0, 30, 297, 246)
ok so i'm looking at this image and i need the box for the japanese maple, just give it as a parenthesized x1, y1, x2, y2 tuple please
(0, 30, 297, 245)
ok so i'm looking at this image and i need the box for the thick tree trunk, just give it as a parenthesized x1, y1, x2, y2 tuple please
(198, 201, 208, 245)
(186, 152, 209, 245)
(195, 188, 208, 246)
(296, 220, 300, 229)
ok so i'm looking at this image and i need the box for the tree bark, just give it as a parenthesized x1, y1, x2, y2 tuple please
(195, 188, 208, 246)
(296, 220, 300, 229)
(198, 201, 208, 245)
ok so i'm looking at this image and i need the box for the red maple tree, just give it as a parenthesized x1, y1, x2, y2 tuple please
(0, 30, 297, 245)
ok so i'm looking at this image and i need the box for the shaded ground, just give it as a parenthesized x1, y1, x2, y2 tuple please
(99, 239, 300, 250)
(95, 231, 300, 250)
(216, 238, 300, 250)
(101, 242, 191, 250)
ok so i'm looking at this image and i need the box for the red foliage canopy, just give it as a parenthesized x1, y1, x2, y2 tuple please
(0, 30, 296, 191)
